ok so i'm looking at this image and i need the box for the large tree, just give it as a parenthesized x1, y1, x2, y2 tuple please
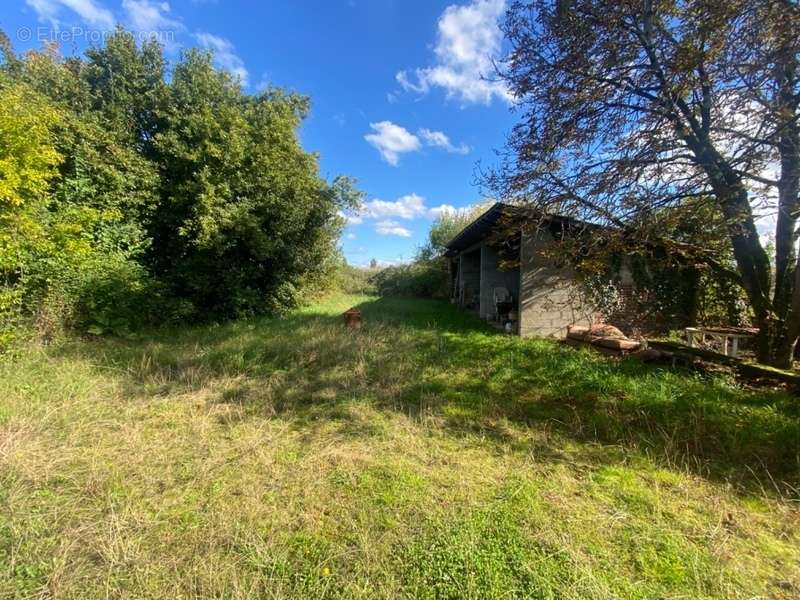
(150, 50, 352, 317)
(1, 29, 354, 336)
(490, 0, 799, 366)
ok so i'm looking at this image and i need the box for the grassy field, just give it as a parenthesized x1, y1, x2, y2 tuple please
(2, 294, 799, 599)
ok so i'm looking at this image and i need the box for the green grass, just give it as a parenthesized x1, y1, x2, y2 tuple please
(1, 294, 799, 599)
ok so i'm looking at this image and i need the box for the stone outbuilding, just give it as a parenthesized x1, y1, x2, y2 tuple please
(445, 202, 635, 338)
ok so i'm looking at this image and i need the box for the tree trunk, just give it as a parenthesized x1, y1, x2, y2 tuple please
(784, 255, 800, 364)
(755, 315, 795, 368)
(701, 162, 790, 365)
(768, 27, 800, 368)
(716, 187, 791, 366)
(637, 3, 794, 365)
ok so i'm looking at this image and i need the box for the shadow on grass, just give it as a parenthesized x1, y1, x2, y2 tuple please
(55, 296, 800, 495)
(354, 296, 493, 334)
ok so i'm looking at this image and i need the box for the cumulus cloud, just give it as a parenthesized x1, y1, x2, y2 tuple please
(364, 121, 470, 164)
(343, 193, 473, 226)
(418, 128, 470, 154)
(364, 121, 421, 166)
(363, 193, 427, 220)
(122, 0, 182, 33)
(375, 220, 413, 237)
(195, 32, 249, 86)
(396, 0, 511, 105)
(26, 0, 115, 29)
(338, 210, 363, 225)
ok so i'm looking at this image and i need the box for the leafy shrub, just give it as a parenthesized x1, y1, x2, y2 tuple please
(0, 286, 24, 348)
(695, 270, 752, 327)
(148, 58, 349, 319)
(332, 262, 377, 295)
(371, 263, 448, 298)
(9, 247, 174, 340)
(0, 30, 356, 344)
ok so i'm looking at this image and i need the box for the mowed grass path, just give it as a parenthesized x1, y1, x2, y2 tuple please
(2, 295, 799, 599)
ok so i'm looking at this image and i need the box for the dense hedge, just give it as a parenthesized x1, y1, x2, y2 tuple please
(371, 263, 449, 298)
(0, 29, 356, 344)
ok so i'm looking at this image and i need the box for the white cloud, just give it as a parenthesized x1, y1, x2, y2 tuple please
(348, 193, 472, 224)
(346, 233, 357, 240)
(337, 210, 363, 225)
(195, 32, 249, 86)
(396, 70, 427, 94)
(418, 128, 470, 154)
(26, 0, 115, 29)
(375, 220, 413, 237)
(364, 121, 470, 164)
(364, 121, 421, 166)
(254, 72, 273, 92)
(350, 257, 410, 268)
(122, 0, 182, 33)
(358, 194, 473, 222)
(26, 0, 61, 27)
(428, 203, 459, 218)
(366, 258, 409, 267)
(396, 0, 511, 105)
(363, 193, 427, 220)
(751, 159, 780, 246)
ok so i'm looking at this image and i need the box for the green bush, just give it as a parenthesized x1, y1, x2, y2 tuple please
(0, 29, 356, 345)
(9, 248, 179, 341)
(332, 263, 377, 295)
(0, 286, 24, 348)
(371, 263, 448, 298)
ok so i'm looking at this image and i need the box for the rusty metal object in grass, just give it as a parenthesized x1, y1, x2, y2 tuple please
(343, 307, 362, 330)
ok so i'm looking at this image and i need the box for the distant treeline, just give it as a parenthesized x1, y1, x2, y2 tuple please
(336, 262, 448, 298)
(338, 206, 490, 299)
(0, 28, 358, 343)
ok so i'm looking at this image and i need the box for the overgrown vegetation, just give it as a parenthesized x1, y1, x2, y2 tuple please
(0, 30, 355, 345)
(370, 262, 449, 298)
(2, 295, 798, 598)
(332, 262, 378, 295)
(369, 204, 489, 299)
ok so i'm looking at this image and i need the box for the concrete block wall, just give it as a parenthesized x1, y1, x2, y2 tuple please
(519, 229, 594, 338)
(479, 244, 520, 320)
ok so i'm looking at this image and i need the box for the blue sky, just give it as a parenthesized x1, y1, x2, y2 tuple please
(1, 0, 517, 266)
